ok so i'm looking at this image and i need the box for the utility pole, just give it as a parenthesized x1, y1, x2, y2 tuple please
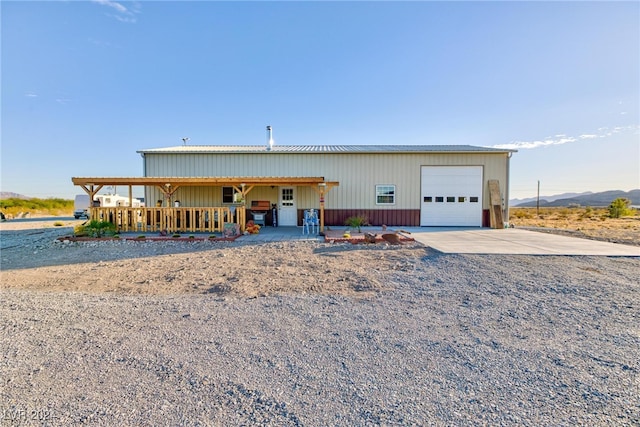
(536, 180, 540, 216)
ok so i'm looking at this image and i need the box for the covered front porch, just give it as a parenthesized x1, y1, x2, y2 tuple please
(72, 176, 338, 233)
(91, 206, 239, 234)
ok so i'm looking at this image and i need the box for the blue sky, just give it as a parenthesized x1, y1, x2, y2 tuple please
(2, 1, 638, 200)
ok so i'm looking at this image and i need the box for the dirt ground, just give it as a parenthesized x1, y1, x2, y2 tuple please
(509, 207, 640, 246)
(0, 218, 422, 297)
(1, 211, 639, 297)
(1, 216, 639, 425)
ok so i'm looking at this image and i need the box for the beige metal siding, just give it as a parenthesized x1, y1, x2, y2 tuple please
(144, 152, 509, 210)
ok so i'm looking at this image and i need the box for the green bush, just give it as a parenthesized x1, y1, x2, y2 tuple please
(344, 215, 369, 232)
(608, 198, 633, 218)
(75, 220, 117, 237)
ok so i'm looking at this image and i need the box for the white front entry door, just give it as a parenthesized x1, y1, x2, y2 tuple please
(279, 187, 297, 226)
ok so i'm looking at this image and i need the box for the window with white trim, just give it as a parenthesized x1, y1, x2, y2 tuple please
(222, 186, 234, 204)
(376, 185, 396, 205)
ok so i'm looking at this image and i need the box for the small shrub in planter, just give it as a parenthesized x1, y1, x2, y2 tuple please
(172, 233, 181, 238)
(82, 220, 117, 237)
(188, 235, 195, 239)
(74, 224, 88, 237)
(137, 235, 146, 239)
(344, 215, 369, 232)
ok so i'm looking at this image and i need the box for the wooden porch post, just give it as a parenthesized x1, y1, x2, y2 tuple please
(319, 183, 326, 233)
(157, 184, 180, 207)
(311, 182, 337, 234)
(78, 184, 104, 218)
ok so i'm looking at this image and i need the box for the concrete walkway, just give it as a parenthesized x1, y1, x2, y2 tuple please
(120, 226, 639, 256)
(401, 227, 640, 256)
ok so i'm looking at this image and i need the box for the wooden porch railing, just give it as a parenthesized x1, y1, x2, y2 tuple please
(90, 206, 247, 233)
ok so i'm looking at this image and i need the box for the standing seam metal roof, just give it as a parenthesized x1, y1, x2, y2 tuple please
(137, 145, 515, 154)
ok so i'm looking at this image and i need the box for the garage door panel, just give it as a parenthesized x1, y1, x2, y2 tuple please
(421, 166, 482, 227)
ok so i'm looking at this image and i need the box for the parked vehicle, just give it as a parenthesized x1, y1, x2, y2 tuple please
(93, 194, 144, 208)
(73, 194, 91, 219)
(74, 194, 145, 219)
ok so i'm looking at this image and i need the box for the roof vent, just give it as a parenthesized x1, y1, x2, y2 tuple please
(266, 126, 274, 151)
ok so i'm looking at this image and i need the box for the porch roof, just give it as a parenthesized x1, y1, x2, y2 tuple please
(72, 176, 339, 187)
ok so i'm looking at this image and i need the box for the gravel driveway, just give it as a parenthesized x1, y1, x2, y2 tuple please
(1, 220, 639, 426)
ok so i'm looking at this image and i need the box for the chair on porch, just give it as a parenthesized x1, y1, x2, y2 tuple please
(302, 209, 319, 235)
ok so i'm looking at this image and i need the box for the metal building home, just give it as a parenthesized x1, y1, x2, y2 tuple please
(134, 144, 515, 229)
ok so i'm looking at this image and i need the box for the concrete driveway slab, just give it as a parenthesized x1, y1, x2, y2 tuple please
(402, 227, 640, 256)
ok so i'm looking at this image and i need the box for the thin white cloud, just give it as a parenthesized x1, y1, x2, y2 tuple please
(93, 0, 127, 13)
(92, 0, 140, 23)
(493, 136, 576, 150)
(25, 92, 38, 98)
(492, 125, 638, 150)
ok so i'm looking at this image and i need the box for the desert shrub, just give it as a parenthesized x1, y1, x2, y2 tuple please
(344, 215, 369, 232)
(0, 197, 74, 216)
(609, 198, 633, 218)
(53, 221, 65, 227)
(580, 206, 594, 219)
(76, 220, 117, 237)
(510, 209, 533, 219)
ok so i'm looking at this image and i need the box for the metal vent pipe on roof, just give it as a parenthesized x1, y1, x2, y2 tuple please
(266, 125, 273, 151)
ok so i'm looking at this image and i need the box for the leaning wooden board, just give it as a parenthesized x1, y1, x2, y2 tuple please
(488, 180, 504, 229)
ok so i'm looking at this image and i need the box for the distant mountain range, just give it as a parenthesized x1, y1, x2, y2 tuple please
(0, 192, 30, 200)
(511, 189, 640, 207)
(3, 190, 639, 207)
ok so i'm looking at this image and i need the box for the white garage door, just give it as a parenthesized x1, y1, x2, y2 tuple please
(420, 166, 483, 226)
